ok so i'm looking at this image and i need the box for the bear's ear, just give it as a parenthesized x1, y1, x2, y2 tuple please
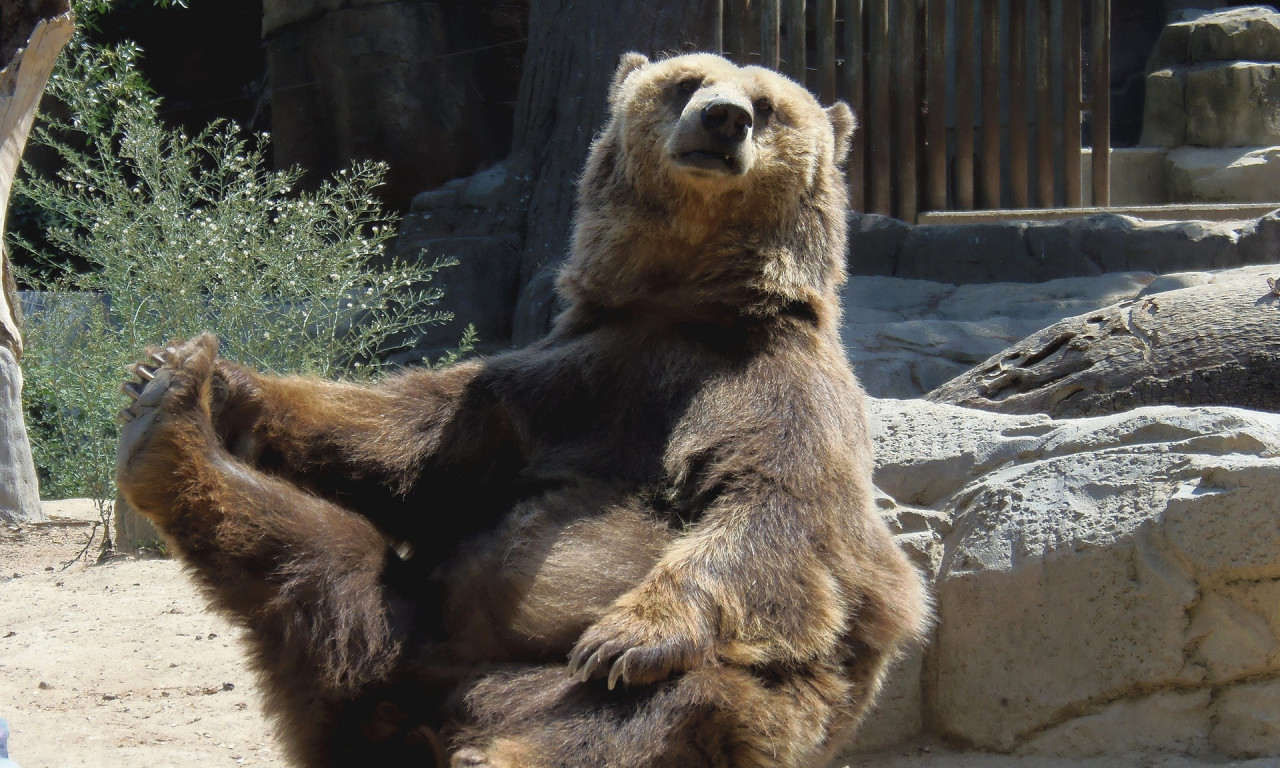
(825, 102, 856, 165)
(609, 52, 651, 103)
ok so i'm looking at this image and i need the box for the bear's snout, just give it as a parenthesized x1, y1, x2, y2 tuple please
(666, 92, 756, 178)
(700, 99, 752, 142)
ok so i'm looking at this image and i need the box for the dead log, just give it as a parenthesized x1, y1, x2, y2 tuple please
(924, 267, 1280, 418)
(0, 0, 73, 523)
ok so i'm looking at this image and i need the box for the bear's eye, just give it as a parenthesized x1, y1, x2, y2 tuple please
(676, 78, 702, 97)
(754, 97, 774, 117)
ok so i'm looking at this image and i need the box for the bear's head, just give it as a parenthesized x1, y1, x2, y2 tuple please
(559, 52, 854, 327)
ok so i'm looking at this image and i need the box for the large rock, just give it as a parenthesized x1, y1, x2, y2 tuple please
(1149, 6, 1280, 69)
(1168, 146, 1280, 202)
(868, 212, 1276, 289)
(895, 223, 1037, 283)
(862, 398, 1280, 759)
(1140, 68, 1187, 147)
(848, 212, 912, 276)
(1185, 62, 1280, 147)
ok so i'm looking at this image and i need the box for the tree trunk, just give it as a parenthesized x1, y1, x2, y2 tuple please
(925, 268, 1280, 418)
(0, 0, 73, 523)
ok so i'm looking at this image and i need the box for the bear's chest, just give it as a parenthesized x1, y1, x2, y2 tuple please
(487, 329, 724, 488)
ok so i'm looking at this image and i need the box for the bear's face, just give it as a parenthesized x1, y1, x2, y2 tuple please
(562, 52, 855, 324)
(607, 53, 853, 200)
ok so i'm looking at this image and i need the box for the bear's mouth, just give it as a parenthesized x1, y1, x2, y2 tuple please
(674, 149, 740, 174)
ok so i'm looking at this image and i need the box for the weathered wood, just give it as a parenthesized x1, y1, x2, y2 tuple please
(842, 0, 865, 211)
(893, 0, 916, 222)
(924, 0, 946, 212)
(731, 0, 750, 61)
(1091, 0, 1110, 206)
(1034, 0, 1054, 207)
(817, 0, 836, 103)
(1008, 1, 1028, 209)
(980, 0, 1000, 208)
(761, 0, 781, 69)
(1063, 0, 1083, 207)
(786, 0, 806, 83)
(867, 0, 890, 215)
(0, 1, 73, 524)
(925, 272, 1280, 418)
(954, 0, 975, 210)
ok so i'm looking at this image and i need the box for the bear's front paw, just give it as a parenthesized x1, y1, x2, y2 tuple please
(567, 600, 714, 689)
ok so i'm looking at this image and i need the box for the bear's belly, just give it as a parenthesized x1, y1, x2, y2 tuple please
(440, 485, 675, 663)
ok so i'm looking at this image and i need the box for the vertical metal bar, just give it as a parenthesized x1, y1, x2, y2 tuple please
(1063, 0, 1083, 207)
(818, 0, 837, 103)
(762, 0, 781, 70)
(925, 0, 947, 212)
(869, 0, 892, 215)
(843, 0, 866, 211)
(787, 0, 807, 82)
(980, 0, 1001, 209)
(1009, 0, 1029, 209)
(954, 0, 975, 210)
(894, 0, 917, 222)
(1035, 0, 1055, 207)
(1091, 0, 1110, 207)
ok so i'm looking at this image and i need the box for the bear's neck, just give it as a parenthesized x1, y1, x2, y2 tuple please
(557, 220, 841, 335)
(557, 181, 846, 326)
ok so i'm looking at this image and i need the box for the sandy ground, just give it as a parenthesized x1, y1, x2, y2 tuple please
(0, 499, 283, 768)
(2, 500, 1278, 768)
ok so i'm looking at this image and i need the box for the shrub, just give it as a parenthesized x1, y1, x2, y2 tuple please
(10, 38, 467, 530)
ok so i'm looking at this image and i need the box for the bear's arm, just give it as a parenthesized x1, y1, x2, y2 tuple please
(569, 352, 926, 688)
(206, 355, 520, 535)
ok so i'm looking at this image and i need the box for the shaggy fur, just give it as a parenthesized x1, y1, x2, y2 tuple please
(116, 52, 931, 768)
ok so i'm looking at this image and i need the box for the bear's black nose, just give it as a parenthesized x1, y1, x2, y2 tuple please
(701, 100, 752, 142)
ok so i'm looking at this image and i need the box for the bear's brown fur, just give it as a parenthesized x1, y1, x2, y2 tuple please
(116, 52, 930, 768)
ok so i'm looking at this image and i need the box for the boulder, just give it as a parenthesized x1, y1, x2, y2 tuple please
(1185, 62, 1280, 147)
(896, 223, 1034, 283)
(1140, 68, 1187, 147)
(1186, 6, 1280, 64)
(861, 398, 1280, 759)
(1148, 6, 1280, 69)
(1168, 146, 1280, 202)
(848, 212, 912, 276)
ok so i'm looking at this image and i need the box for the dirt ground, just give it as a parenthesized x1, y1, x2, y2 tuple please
(3, 500, 1278, 768)
(0, 499, 283, 768)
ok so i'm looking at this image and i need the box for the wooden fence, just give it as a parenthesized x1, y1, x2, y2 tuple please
(720, 0, 1112, 222)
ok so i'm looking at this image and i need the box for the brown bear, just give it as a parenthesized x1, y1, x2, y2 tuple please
(116, 52, 930, 768)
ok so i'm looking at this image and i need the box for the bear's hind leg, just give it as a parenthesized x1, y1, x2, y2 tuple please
(117, 337, 411, 767)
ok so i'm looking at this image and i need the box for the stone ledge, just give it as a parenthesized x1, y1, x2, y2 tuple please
(917, 203, 1280, 225)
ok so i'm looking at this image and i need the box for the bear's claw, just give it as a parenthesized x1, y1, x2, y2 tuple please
(567, 608, 710, 690)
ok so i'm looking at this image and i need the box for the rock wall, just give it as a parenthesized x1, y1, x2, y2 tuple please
(850, 399, 1280, 760)
(850, 209, 1280, 283)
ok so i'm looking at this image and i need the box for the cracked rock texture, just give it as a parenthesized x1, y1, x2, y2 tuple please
(852, 399, 1280, 760)
(841, 263, 1280, 400)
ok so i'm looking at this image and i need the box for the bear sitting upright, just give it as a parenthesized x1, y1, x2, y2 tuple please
(116, 52, 931, 768)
